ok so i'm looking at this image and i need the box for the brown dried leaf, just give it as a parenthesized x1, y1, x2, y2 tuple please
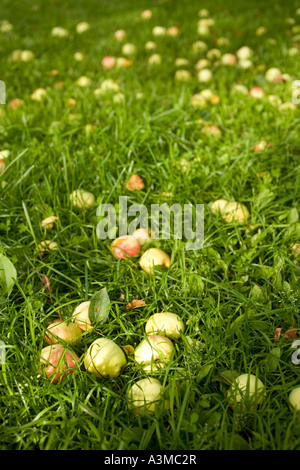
(41, 275, 51, 292)
(125, 174, 145, 192)
(125, 299, 146, 311)
(274, 327, 282, 341)
(284, 325, 298, 340)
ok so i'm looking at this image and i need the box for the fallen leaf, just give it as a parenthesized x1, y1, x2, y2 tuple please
(274, 327, 282, 341)
(122, 344, 135, 355)
(125, 174, 145, 191)
(125, 299, 146, 311)
(41, 275, 51, 292)
(284, 325, 298, 340)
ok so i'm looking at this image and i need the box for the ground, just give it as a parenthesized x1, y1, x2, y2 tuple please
(0, 0, 300, 451)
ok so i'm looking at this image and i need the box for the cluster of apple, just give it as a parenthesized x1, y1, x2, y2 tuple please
(110, 228, 171, 275)
(39, 296, 186, 413)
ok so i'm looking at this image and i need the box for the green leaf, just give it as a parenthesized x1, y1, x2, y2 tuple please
(0, 254, 17, 298)
(88, 287, 111, 325)
(288, 208, 299, 225)
(196, 363, 214, 383)
(267, 347, 281, 372)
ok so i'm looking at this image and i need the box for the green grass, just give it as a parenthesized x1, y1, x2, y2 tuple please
(0, 0, 300, 451)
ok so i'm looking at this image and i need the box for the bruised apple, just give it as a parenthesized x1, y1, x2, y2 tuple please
(39, 344, 79, 384)
(111, 235, 141, 259)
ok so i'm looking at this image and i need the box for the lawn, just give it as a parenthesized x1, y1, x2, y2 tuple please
(0, 0, 300, 451)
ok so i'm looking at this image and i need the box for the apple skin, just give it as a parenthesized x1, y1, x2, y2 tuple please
(111, 235, 141, 259)
(39, 344, 79, 384)
(84, 337, 127, 379)
(72, 301, 93, 331)
(134, 334, 174, 372)
(139, 248, 171, 274)
(145, 312, 185, 340)
(44, 320, 82, 346)
(127, 377, 163, 413)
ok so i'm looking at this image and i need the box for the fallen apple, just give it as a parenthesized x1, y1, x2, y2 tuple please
(114, 29, 126, 41)
(175, 69, 191, 82)
(37, 240, 58, 253)
(148, 53, 162, 65)
(111, 235, 141, 259)
(51, 26, 69, 38)
(227, 373, 266, 410)
(134, 334, 174, 372)
(139, 248, 171, 274)
(76, 22, 90, 34)
(84, 337, 127, 379)
(69, 189, 95, 210)
(122, 43, 136, 56)
(31, 88, 47, 101)
(39, 343, 79, 384)
(72, 301, 93, 331)
(145, 312, 185, 340)
(76, 76, 91, 87)
(74, 51, 84, 61)
(222, 202, 250, 223)
(249, 87, 264, 98)
(289, 386, 300, 411)
(212, 199, 250, 223)
(127, 377, 163, 413)
(41, 216, 58, 230)
(20, 50, 35, 62)
(221, 53, 237, 66)
(145, 41, 157, 51)
(152, 26, 166, 37)
(44, 319, 82, 346)
(195, 59, 211, 72)
(198, 68, 212, 82)
(141, 9, 152, 19)
(101, 56, 116, 69)
(236, 46, 252, 60)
